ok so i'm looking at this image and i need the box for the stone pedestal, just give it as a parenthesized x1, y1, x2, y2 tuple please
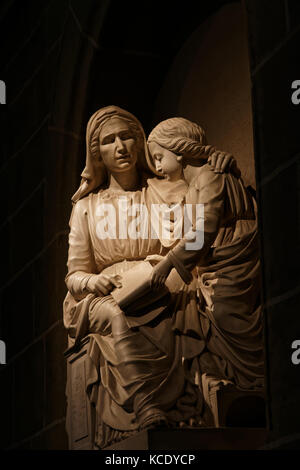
(201, 374, 266, 428)
(65, 337, 95, 450)
(104, 427, 267, 450)
(65, 338, 266, 450)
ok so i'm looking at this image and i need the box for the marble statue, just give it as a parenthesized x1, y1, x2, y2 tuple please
(63, 106, 264, 449)
(146, 118, 264, 393)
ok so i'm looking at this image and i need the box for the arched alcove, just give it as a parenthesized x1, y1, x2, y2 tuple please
(152, 3, 255, 189)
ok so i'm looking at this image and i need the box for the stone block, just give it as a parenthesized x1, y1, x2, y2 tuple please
(64, 337, 95, 450)
(201, 374, 266, 428)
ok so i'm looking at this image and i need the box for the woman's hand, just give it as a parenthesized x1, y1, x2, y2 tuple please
(87, 273, 122, 296)
(208, 150, 241, 178)
(150, 257, 173, 289)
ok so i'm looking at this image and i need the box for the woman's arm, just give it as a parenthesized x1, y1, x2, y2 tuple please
(65, 199, 122, 299)
(65, 199, 97, 299)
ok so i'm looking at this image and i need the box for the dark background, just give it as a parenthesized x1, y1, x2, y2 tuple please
(0, 0, 299, 450)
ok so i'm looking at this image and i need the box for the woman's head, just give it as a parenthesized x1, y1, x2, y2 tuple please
(89, 106, 145, 172)
(72, 106, 149, 202)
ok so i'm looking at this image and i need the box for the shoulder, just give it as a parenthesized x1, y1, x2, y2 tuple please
(146, 176, 163, 190)
(190, 163, 224, 189)
(186, 164, 226, 204)
(69, 196, 90, 226)
(73, 196, 89, 214)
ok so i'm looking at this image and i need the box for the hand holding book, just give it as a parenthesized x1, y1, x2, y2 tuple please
(86, 273, 122, 296)
(150, 256, 173, 289)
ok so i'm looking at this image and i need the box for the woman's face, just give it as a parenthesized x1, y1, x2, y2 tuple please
(99, 118, 139, 173)
(148, 141, 183, 180)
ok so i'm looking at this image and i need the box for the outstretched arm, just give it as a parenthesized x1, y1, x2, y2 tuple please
(151, 168, 225, 288)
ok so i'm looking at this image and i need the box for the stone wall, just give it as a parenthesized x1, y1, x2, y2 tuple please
(245, 0, 300, 449)
(152, 2, 255, 188)
(0, 0, 71, 450)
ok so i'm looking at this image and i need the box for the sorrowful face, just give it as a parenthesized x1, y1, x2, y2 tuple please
(148, 141, 183, 181)
(99, 118, 139, 173)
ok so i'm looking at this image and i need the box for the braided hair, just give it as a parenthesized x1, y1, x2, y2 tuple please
(147, 117, 216, 165)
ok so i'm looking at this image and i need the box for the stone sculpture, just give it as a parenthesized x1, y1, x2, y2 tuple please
(64, 106, 264, 449)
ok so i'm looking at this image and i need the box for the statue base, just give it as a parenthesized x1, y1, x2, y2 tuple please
(104, 427, 267, 450)
(65, 337, 267, 450)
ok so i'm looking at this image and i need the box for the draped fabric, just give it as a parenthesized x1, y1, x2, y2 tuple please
(64, 186, 203, 448)
(146, 165, 264, 390)
(64, 161, 264, 448)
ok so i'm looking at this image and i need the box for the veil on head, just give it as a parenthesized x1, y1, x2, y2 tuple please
(72, 105, 152, 203)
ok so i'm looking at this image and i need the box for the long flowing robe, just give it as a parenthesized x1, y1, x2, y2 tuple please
(64, 185, 202, 448)
(64, 163, 264, 448)
(146, 164, 264, 390)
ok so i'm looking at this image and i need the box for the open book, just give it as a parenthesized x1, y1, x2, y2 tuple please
(111, 261, 169, 312)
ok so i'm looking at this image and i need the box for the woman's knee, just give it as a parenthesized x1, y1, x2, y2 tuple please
(89, 295, 123, 333)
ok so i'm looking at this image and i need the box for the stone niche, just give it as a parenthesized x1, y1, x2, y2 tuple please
(153, 3, 256, 190)
(64, 2, 267, 451)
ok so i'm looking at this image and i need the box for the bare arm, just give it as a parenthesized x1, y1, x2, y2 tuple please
(151, 167, 225, 287)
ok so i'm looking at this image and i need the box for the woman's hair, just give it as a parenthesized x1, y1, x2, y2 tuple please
(147, 117, 215, 163)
